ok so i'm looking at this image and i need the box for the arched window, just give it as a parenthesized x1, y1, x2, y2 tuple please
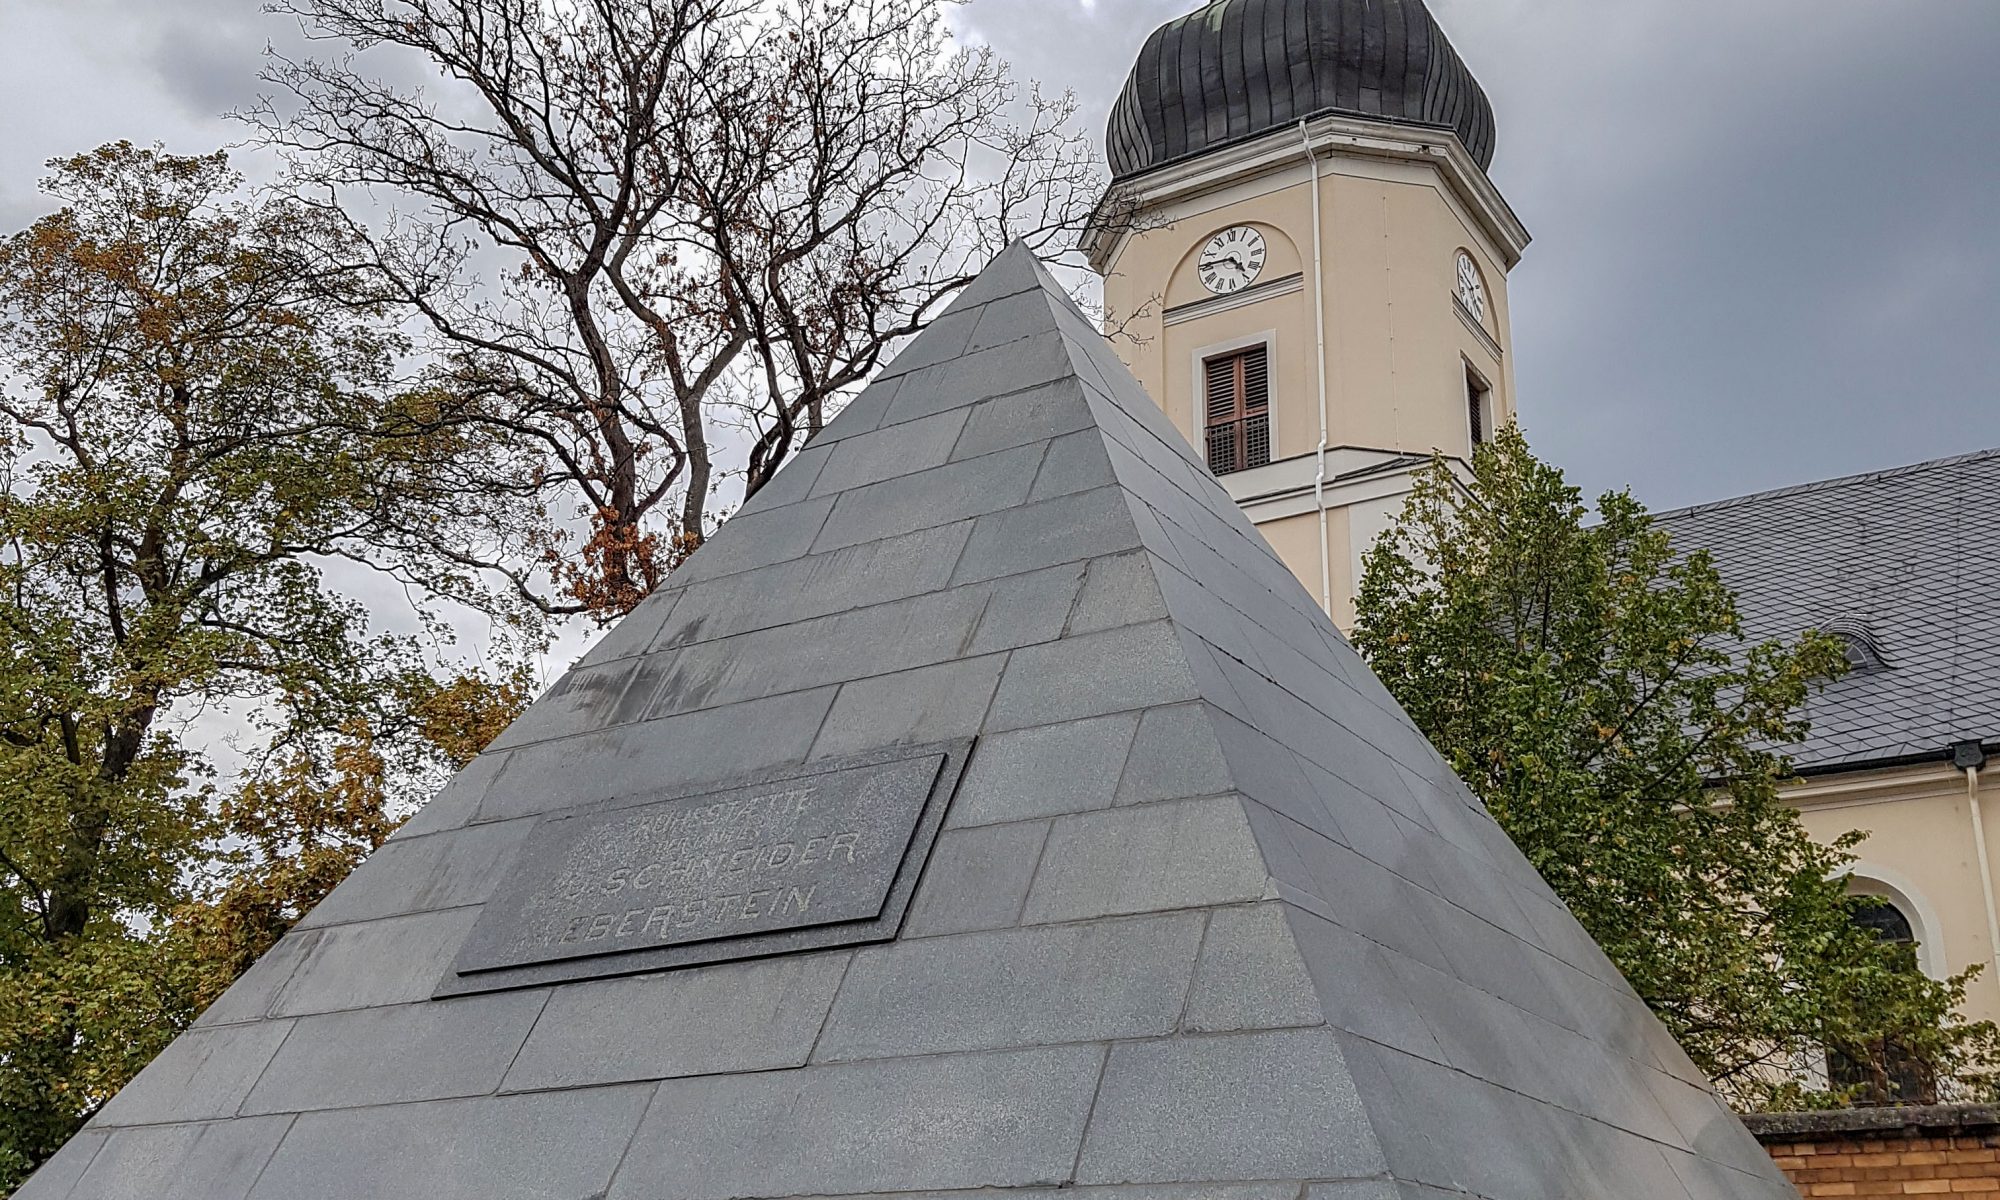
(1827, 894, 1932, 1104)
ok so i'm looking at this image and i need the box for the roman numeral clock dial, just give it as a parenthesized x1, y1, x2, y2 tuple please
(1198, 225, 1267, 296)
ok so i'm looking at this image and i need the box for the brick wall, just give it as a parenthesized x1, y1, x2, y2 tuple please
(1744, 1105, 2000, 1197)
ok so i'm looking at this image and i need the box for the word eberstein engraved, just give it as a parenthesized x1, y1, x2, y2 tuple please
(454, 752, 946, 976)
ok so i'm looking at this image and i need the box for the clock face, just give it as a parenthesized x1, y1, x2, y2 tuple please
(1455, 252, 1487, 322)
(1198, 226, 1266, 296)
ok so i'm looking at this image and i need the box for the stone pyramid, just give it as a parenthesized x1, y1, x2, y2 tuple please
(21, 244, 1798, 1200)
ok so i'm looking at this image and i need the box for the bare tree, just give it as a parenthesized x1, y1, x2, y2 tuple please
(247, 0, 1103, 621)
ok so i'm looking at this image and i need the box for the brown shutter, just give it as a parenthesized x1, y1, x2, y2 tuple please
(1203, 346, 1271, 475)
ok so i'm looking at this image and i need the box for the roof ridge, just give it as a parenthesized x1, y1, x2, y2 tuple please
(1651, 445, 2000, 523)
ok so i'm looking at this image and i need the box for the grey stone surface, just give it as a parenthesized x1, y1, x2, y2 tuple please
(810, 654, 1005, 758)
(1181, 902, 1325, 1034)
(68, 1117, 292, 1200)
(503, 953, 845, 1090)
(881, 332, 1078, 427)
(1028, 427, 1119, 501)
(476, 685, 838, 822)
(1022, 795, 1270, 924)
(815, 912, 1203, 1060)
(11, 1132, 105, 1200)
(952, 485, 1140, 585)
(902, 819, 1050, 937)
(298, 818, 532, 928)
(668, 493, 836, 584)
(270, 908, 483, 1016)
(987, 620, 1199, 730)
(949, 711, 1138, 826)
(810, 407, 969, 497)
(811, 442, 1042, 553)
(390, 748, 508, 840)
(243, 991, 545, 1113)
(610, 1045, 1105, 1200)
(657, 519, 973, 647)
(247, 1086, 653, 1200)
(190, 929, 315, 1028)
(94, 1021, 294, 1126)
(245, 988, 544, 1112)
(1076, 1028, 1384, 1184)
(1070, 550, 1169, 635)
(965, 562, 1086, 654)
(952, 378, 1096, 460)
(1115, 702, 1232, 803)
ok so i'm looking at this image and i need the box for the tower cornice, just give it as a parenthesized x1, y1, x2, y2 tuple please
(1083, 112, 1530, 276)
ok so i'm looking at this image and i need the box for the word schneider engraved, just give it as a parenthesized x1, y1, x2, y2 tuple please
(445, 748, 956, 992)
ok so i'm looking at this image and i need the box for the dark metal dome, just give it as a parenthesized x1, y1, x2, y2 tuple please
(1107, 0, 1497, 179)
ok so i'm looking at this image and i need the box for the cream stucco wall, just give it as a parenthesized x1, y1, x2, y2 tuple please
(1787, 763, 2000, 1023)
(1086, 116, 1528, 626)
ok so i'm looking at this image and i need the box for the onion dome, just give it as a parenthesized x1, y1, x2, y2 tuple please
(1107, 0, 1497, 179)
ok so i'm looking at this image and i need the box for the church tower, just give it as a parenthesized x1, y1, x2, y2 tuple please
(1083, 0, 1530, 626)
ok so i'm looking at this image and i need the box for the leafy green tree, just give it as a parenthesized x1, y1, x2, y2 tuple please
(1352, 423, 1998, 1109)
(0, 143, 529, 1188)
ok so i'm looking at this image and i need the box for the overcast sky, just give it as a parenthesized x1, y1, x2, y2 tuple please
(3, 0, 1997, 515)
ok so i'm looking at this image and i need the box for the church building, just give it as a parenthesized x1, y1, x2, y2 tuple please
(1084, 0, 2000, 1047)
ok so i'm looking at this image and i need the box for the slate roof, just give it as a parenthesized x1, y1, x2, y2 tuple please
(1106, 0, 1497, 179)
(1654, 448, 2000, 772)
(20, 245, 1794, 1200)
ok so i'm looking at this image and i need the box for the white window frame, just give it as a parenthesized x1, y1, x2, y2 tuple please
(1189, 329, 1279, 469)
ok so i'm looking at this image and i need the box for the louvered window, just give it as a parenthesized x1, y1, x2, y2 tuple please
(1203, 346, 1270, 475)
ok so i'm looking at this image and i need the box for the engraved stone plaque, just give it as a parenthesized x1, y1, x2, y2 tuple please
(438, 741, 967, 996)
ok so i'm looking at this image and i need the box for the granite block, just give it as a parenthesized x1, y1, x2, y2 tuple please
(390, 749, 508, 840)
(243, 991, 546, 1114)
(1116, 702, 1233, 804)
(1181, 902, 1325, 1034)
(966, 562, 1087, 654)
(810, 654, 1005, 758)
(987, 620, 1199, 731)
(247, 1086, 653, 1200)
(949, 711, 1139, 826)
(952, 485, 1140, 586)
(503, 952, 846, 1090)
(1076, 1028, 1384, 1184)
(814, 912, 1203, 1060)
(298, 818, 532, 928)
(882, 333, 1078, 426)
(902, 819, 1051, 937)
(810, 407, 970, 497)
(1028, 428, 1119, 501)
(1022, 795, 1269, 924)
(476, 686, 838, 822)
(270, 908, 484, 1016)
(812, 442, 1043, 553)
(952, 378, 1096, 460)
(1069, 550, 1169, 635)
(668, 494, 836, 585)
(657, 519, 974, 647)
(964, 285, 1064, 354)
(191, 930, 316, 1028)
(93, 1020, 293, 1126)
(611, 1044, 1106, 1200)
(69, 1117, 292, 1200)
(10, 1128, 105, 1200)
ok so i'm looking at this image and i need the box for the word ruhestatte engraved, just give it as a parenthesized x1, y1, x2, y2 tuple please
(451, 751, 948, 978)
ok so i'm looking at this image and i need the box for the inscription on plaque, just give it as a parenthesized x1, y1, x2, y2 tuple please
(451, 751, 948, 980)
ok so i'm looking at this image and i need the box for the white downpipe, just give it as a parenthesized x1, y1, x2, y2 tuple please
(1968, 762, 2000, 980)
(1302, 120, 1332, 616)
